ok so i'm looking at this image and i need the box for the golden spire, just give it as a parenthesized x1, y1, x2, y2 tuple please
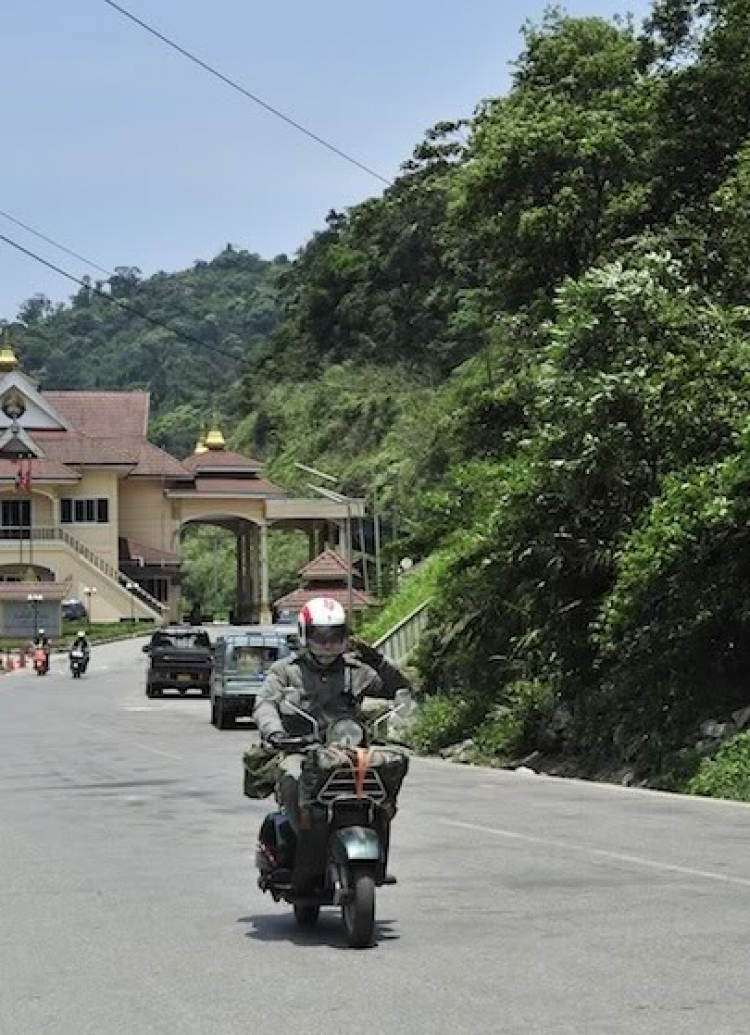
(204, 419, 226, 451)
(193, 431, 208, 455)
(0, 327, 19, 373)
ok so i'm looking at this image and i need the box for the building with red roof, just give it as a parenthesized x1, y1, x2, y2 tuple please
(0, 331, 365, 629)
(273, 548, 376, 620)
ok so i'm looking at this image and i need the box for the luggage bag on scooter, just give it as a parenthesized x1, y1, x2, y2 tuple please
(301, 745, 410, 802)
(242, 746, 279, 799)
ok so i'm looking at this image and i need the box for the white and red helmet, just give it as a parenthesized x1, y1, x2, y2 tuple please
(298, 597, 348, 662)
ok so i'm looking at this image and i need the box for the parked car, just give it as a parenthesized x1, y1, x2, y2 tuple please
(62, 598, 88, 621)
(142, 626, 214, 698)
(210, 626, 297, 729)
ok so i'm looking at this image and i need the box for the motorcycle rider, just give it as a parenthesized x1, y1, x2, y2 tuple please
(71, 630, 91, 672)
(33, 628, 49, 648)
(31, 628, 50, 673)
(254, 597, 393, 830)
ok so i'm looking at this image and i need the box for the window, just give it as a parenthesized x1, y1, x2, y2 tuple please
(1, 500, 31, 532)
(60, 497, 109, 524)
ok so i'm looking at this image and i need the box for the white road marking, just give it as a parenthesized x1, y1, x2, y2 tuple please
(75, 721, 182, 761)
(442, 819, 750, 889)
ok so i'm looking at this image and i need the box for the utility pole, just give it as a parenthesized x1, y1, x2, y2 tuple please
(373, 484, 382, 599)
(296, 463, 356, 621)
(359, 512, 369, 595)
(392, 476, 400, 592)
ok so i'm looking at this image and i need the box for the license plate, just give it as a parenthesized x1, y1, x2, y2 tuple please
(177, 674, 192, 682)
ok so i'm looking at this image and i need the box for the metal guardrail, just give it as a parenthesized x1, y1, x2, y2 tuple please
(0, 526, 167, 614)
(372, 599, 431, 667)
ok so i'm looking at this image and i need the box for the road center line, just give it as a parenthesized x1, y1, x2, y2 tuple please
(75, 721, 183, 761)
(442, 819, 750, 889)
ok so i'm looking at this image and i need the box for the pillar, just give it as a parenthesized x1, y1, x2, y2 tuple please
(259, 522, 271, 623)
(244, 529, 254, 622)
(235, 525, 244, 624)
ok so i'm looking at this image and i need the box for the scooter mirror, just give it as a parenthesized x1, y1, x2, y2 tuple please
(282, 697, 321, 741)
(373, 700, 407, 739)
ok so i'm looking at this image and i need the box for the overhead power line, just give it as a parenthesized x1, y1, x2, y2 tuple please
(0, 208, 113, 277)
(101, 0, 393, 187)
(0, 230, 240, 363)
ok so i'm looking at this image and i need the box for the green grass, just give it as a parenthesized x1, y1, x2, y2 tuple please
(0, 620, 153, 652)
(357, 552, 444, 643)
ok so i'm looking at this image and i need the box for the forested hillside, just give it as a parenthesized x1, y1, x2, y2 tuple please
(10, 247, 286, 455)
(7, 0, 750, 793)
(234, 0, 750, 793)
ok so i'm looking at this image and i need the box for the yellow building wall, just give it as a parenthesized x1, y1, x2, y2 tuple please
(119, 480, 179, 555)
(56, 471, 120, 569)
(0, 541, 161, 622)
(31, 492, 54, 526)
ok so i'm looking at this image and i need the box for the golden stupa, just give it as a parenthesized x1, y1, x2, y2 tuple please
(0, 327, 19, 373)
(204, 420, 226, 451)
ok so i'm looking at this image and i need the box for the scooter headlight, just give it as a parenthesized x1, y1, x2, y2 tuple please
(327, 718, 365, 748)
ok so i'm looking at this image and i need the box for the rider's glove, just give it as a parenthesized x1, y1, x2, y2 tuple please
(266, 731, 285, 750)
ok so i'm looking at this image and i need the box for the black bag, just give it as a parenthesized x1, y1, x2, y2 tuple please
(371, 747, 410, 799)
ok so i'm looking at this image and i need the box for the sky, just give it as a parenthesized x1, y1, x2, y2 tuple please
(1, 0, 654, 320)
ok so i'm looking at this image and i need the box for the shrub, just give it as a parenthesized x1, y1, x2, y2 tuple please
(474, 679, 556, 761)
(687, 733, 750, 801)
(409, 693, 488, 755)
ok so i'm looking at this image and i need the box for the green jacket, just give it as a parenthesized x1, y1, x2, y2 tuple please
(253, 650, 384, 741)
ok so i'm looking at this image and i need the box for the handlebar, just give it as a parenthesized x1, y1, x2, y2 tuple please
(267, 734, 318, 752)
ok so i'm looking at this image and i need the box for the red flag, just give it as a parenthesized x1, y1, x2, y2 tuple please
(24, 459, 32, 492)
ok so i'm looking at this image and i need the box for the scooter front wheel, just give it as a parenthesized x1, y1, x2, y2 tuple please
(342, 868, 375, 949)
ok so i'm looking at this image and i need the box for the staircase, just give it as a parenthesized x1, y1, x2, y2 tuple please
(373, 600, 431, 668)
(0, 526, 167, 619)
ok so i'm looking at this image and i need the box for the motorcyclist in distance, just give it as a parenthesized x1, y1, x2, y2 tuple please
(33, 628, 50, 648)
(31, 628, 50, 674)
(72, 630, 91, 671)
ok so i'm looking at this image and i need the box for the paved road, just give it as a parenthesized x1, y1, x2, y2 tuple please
(1, 636, 749, 1034)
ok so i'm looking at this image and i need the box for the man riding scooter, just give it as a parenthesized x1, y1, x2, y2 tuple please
(254, 597, 392, 830)
(251, 597, 409, 943)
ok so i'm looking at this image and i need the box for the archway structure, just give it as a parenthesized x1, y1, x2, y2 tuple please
(168, 437, 363, 624)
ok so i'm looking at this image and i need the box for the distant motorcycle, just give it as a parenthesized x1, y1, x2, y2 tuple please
(33, 648, 49, 676)
(254, 699, 410, 948)
(70, 647, 88, 679)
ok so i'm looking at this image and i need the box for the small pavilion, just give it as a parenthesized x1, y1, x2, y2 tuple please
(273, 547, 376, 622)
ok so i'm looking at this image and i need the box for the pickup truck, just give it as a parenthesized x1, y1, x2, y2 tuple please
(143, 626, 214, 698)
(210, 626, 297, 729)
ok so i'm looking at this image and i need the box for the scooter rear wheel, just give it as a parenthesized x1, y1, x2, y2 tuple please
(293, 904, 320, 928)
(342, 868, 375, 949)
